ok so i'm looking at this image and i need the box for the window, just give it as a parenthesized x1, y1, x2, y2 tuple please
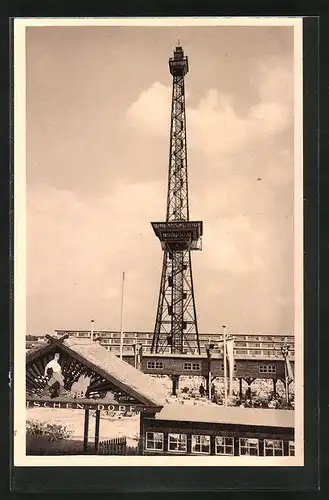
(168, 434, 187, 453)
(288, 441, 295, 456)
(78, 332, 89, 338)
(262, 350, 275, 356)
(215, 436, 234, 455)
(145, 432, 164, 451)
(259, 364, 276, 374)
(247, 336, 260, 341)
(220, 363, 237, 371)
(248, 342, 260, 348)
(264, 439, 284, 456)
(147, 361, 163, 369)
(239, 438, 259, 456)
(183, 362, 201, 371)
(235, 349, 248, 355)
(191, 435, 210, 454)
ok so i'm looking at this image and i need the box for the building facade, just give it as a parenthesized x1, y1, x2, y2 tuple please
(26, 330, 295, 359)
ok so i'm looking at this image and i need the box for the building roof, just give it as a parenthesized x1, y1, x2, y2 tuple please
(26, 335, 166, 408)
(155, 404, 294, 428)
(65, 337, 166, 407)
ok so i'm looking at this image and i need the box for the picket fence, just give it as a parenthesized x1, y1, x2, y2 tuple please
(98, 436, 139, 455)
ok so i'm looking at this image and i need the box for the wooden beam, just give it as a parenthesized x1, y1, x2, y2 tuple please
(83, 409, 90, 453)
(26, 342, 55, 364)
(46, 333, 69, 343)
(94, 409, 101, 453)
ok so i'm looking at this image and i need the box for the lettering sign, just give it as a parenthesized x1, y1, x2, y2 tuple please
(26, 398, 160, 413)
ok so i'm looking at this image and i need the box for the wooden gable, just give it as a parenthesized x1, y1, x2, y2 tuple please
(26, 335, 164, 412)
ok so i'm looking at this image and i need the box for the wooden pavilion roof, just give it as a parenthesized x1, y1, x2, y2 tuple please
(26, 335, 166, 409)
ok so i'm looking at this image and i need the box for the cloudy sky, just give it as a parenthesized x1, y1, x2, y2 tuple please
(26, 24, 296, 336)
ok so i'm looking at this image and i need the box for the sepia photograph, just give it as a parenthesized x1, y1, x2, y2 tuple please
(13, 17, 303, 467)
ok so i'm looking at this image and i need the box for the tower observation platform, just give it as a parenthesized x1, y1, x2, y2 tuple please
(151, 221, 203, 252)
(151, 45, 203, 355)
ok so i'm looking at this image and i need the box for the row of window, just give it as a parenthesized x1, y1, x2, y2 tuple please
(145, 433, 295, 456)
(91, 345, 294, 357)
(145, 361, 279, 375)
(53, 331, 293, 343)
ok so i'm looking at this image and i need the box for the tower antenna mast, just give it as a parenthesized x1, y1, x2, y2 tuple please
(151, 45, 202, 354)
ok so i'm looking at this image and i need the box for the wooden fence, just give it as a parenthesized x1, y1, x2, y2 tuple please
(98, 436, 139, 455)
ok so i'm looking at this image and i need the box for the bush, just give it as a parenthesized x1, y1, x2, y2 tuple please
(26, 420, 72, 441)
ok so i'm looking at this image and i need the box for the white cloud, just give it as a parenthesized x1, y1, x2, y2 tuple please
(125, 59, 293, 157)
(125, 82, 171, 137)
(27, 181, 165, 334)
(199, 215, 268, 276)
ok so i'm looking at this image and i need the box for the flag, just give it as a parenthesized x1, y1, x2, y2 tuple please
(282, 343, 294, 383)
(225, 335, 234, 396)
(137, 344, 143, 370)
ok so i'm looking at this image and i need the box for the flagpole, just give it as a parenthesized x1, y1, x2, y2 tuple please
(283, 344, 290, 406)
(284, 358, 289, 405)
(90, 319, 95, 344)
(134, 333, 137, 369)
(223, 325, 228, 407)
(208, 337, 211, 400)
(119, 271, 125, 361)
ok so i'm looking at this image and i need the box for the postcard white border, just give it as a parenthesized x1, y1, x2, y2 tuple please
(13, 16, 303, 467)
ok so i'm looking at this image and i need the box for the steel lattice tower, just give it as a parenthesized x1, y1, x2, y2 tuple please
(151, 45, 203, 355)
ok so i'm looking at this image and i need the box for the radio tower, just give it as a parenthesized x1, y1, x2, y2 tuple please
(151, 44, 203, 355)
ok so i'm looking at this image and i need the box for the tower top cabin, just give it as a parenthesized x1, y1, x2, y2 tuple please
(169, 45, 189, 77)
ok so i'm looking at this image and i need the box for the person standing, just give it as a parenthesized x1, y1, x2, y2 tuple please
(43, 353, 64, 397)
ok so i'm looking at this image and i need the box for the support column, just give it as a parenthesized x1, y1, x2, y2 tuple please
(283, 440, 289, 456)
(245, 378, 255, 401)
(83, 409, 90, 453)
(139, 412, 145, 455)
(171, 375, 180, 396)
(205, 374, 210, 396)
(210, 435, 216, 455)
(206, 346, 212, 399)
(239, 377, 243, 399)
(272, 378, 277, 398)
(187, 433, 192, 454)
(259, 439, 265, 457)
(234, 437, 239, 456)
(94, 409, 101, 453)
